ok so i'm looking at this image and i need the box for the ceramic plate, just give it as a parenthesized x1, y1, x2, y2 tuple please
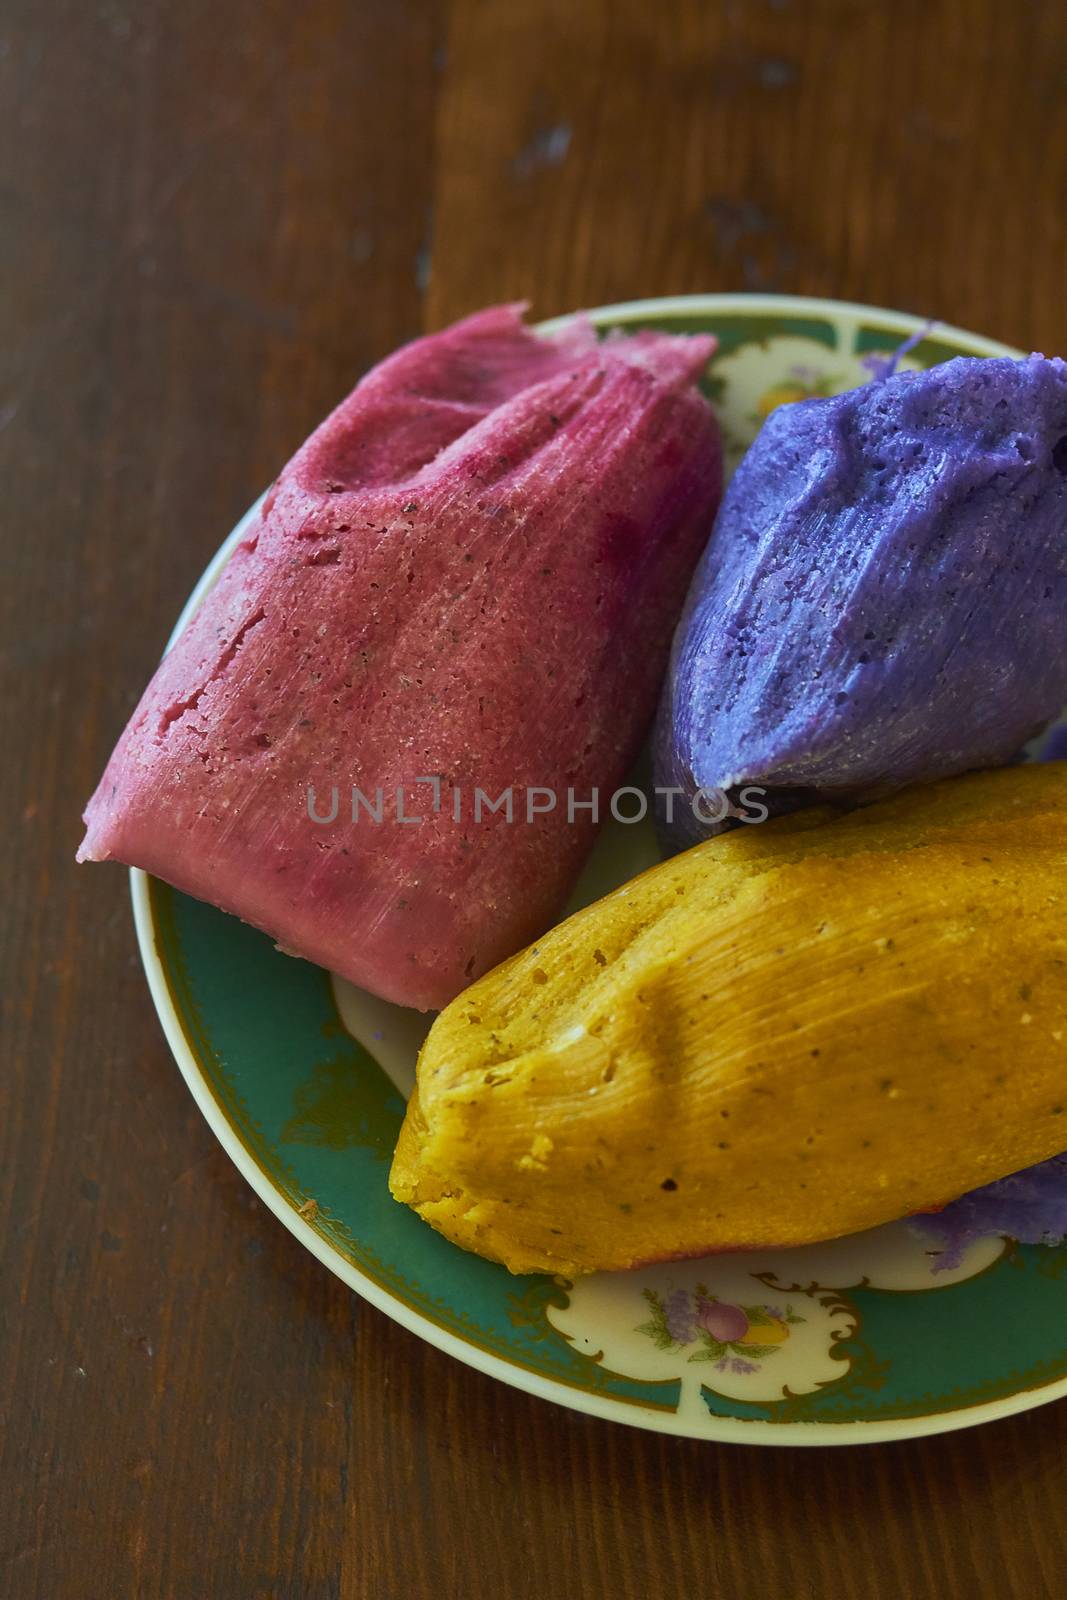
(131, 294, 1067, 1445)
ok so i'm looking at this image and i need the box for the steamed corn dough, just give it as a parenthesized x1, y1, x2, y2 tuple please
(391, 764, 1067, 1275)
(79, 306, 721, 1011)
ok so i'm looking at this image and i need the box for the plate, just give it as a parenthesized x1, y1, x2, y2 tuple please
(131, 294, 1067, 1444)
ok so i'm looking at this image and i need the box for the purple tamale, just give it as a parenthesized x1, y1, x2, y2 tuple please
(912, 1154, 1067, 1269)
(656, 354, 1067, 848)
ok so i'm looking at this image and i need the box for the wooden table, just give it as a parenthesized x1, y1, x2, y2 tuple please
(5, 2, 1067, 1595)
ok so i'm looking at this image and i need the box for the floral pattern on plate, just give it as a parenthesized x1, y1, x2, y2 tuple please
(707, 333, 925, 472)
(547, 1222, 1006, 1408)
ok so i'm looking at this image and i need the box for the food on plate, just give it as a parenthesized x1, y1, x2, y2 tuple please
(656, 354, 1067, 850)
(390, 764, 1067, 1275)
(910, 1152, 1067, 1270)
(78, 305, 723, 1009)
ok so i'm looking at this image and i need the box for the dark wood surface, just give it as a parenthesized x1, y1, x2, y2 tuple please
(5, 2, 1067, 1595)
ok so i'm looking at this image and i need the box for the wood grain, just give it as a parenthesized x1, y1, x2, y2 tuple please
(3, 1, 1067, 1596)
